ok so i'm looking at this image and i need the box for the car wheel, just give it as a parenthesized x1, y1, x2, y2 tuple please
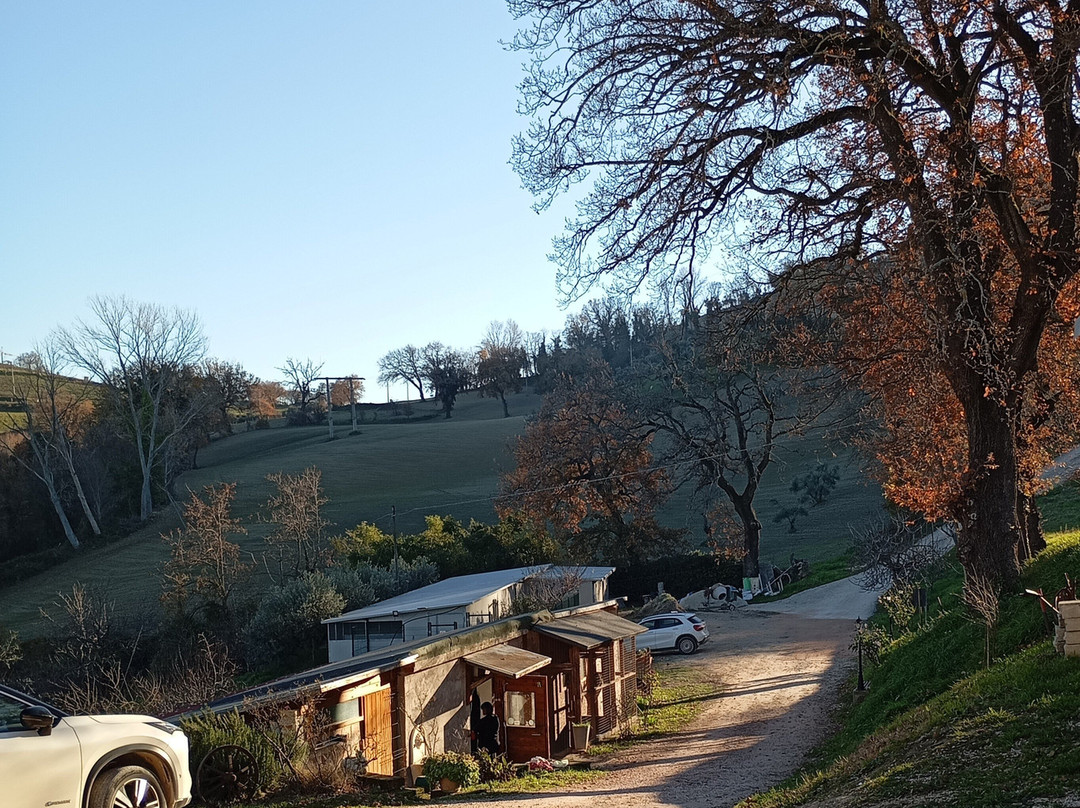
(89, 764, 166, 808)
(677, 635, 698, 655)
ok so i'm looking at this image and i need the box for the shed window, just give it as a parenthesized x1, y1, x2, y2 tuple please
(504, 690, 536, 728)
(330, 697, 360, 725)
(367, 621, 403, 638)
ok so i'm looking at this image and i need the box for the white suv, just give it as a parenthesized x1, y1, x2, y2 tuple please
(0, 683, 192, 808)
(637, 612, 710, 654)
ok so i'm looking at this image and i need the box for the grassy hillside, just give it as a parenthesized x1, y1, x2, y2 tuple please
(0, 388, 881, 636)
(740, 480, 1080, 808)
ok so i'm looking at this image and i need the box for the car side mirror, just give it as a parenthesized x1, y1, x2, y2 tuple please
(20, 706, 55, 736)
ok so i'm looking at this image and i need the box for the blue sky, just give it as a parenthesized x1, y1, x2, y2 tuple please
(0, 3, 578, 399)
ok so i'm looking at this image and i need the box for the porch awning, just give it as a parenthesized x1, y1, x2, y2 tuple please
(533, 610, 647, 650)
(464, 644, 551, 678)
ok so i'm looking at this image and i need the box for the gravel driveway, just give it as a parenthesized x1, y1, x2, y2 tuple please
(449, 583, 866, 808)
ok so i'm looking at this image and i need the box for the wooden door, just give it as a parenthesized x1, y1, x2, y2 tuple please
(361, 686, 393, 775)
(502, 675, 550, 762)
(550, 670, 570, 750)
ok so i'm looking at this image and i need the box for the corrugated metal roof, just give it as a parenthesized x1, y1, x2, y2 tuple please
(197, 646, 419, 714)
(324, 566, 552, 624)
(533, 610, 646, 649)
(463, 644, 551, 678)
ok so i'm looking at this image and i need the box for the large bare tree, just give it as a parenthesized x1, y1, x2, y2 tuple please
(377, 345, 427, 401)
(509, 0, 1080, 593)
(60, 296, 207, 522)
(277, 357, 324, 419)
(477, 320, 528, 417)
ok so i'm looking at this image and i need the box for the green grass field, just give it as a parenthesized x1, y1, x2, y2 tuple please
(0, 388, 881, 637)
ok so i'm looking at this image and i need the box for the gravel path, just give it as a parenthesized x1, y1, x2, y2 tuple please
(449, 591, 863, 808)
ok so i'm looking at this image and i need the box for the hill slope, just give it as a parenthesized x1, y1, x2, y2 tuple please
(0, 389, 882, 636)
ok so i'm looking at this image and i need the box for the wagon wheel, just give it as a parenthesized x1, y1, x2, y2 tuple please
(196, 744, 260, 804)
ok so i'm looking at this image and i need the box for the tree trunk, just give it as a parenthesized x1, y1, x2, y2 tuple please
(954, 393, 1024, 592)
(26, 435, 81, 549)
(45, 482, 80, 550)
(500, 393, 509, 418)
(1018, 490, 1047, 562)
(140, 462, 154, 522)
(65, 457, 102, 537)
(733, 496, 762, 579)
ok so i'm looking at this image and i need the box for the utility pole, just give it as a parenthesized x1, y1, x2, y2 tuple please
(324, 377, 335, 440)
(392, 505, 400, 585)
(349, 377, 358, 433)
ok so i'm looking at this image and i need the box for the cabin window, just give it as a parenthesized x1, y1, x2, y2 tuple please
(367, 621, 403, 638)
(330, 697, 360, 725)
(504, 690, 536, 728)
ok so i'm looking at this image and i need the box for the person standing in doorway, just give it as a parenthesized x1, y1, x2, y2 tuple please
(477, 701, 501, 755)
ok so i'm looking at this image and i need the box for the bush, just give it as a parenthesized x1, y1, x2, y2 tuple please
(180, 709, 299, 794)
(422, 752, 480, 789)
(475, 749, 515, 782)
(242, 572, 345, 669)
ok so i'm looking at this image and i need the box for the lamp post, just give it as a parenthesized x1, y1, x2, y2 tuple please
(855, 616, 867, 691)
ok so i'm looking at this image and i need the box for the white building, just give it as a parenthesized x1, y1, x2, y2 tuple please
(323, 565, 615, 662)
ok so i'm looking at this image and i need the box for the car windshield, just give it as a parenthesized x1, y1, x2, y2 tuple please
(689, 616, 703, 624)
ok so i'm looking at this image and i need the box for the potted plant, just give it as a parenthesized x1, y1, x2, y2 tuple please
(422, 751, 480, 794)
(571, 717, 592, 750)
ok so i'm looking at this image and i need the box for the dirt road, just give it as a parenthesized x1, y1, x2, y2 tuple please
(449, 590, 862, 808)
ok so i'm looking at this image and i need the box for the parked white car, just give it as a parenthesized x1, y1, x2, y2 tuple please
(0, 683, 192, 808)
(636, 611, 710, 654)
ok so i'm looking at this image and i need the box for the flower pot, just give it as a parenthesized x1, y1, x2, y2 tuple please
(439, 777, 460, 794)
(572, 721, 591, 750)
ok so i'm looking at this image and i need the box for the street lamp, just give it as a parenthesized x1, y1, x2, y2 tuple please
(855, 616, 867, 691)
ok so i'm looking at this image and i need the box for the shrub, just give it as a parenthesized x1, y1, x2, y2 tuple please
(422, 752, 480, 789)
(180, 709, 299, 793)
(0, 626, 20, 672)
(242, 572, 344, 669)
(879, 581, 917, 633)
(475, 749, 515, 782)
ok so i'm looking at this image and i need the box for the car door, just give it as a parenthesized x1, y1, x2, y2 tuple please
(640, 618, 678, 651)
(653, 617, 681, 650)
(0, 692, 82, 808)
(637, 618, 659, 650)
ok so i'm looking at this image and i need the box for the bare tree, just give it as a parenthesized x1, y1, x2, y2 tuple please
(161, 483, 250, 623)
(477, 321, 528, 417)
(264, 466, 331, 578)
(0, 339, 100, 548)
(377, 345, 427, 401)
(523, 330, 549, 379)
(850, 514, 947, 592)
(278, 357, 325, 419)
(630, 333, 791, 579)
(59, 296, 207, 523)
